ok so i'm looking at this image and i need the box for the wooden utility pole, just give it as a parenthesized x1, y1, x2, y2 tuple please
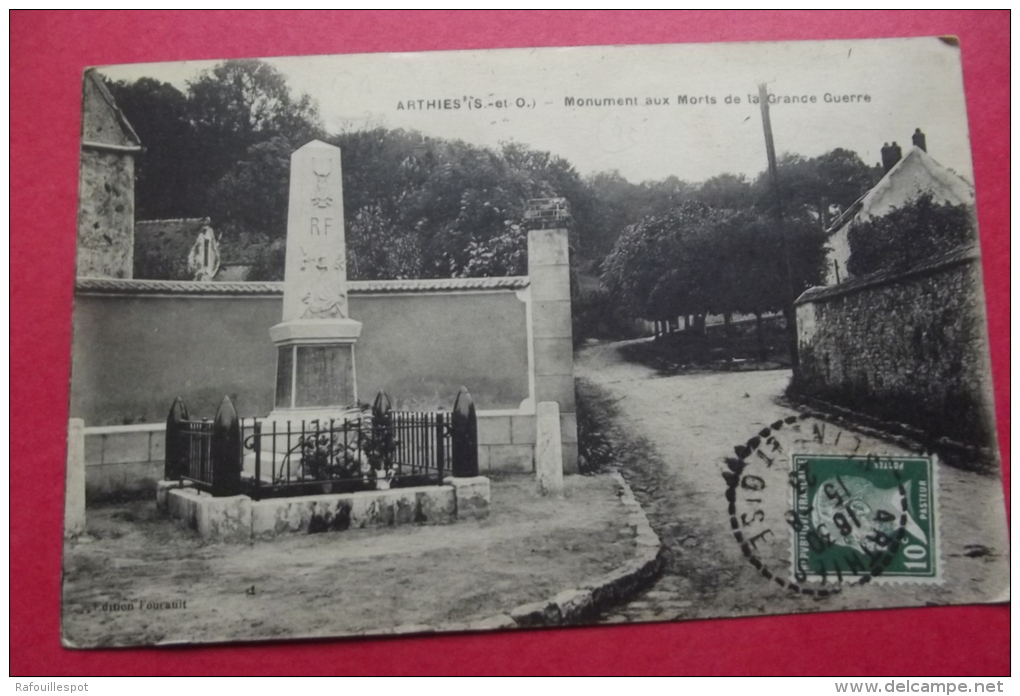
(758, 83, 800, 371)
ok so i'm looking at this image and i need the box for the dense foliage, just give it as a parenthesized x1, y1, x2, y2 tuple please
(599, 149, 875, 326)
(106, 61, 323, 231)
(109, 59, 880, 345)
(108, 62, 614, 280)
(600, 203, 827, 323)
(846, 194, 977, 277)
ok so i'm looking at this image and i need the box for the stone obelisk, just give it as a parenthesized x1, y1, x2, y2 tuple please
(269, 140, 362, 419)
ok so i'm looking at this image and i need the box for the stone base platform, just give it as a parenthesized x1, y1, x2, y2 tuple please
(158, 477, 490, 543)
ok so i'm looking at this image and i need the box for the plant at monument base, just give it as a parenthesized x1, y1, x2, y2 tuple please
(296, 430, 355, 482)
(294, 413, 399, 489)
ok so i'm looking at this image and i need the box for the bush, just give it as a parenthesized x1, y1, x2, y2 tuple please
(575, 378, 616, 474)
(133, 251, 190, 281)
(246, 240, 286, 281)
(572, 287, 644, 347)
(847, 194, 976, 276)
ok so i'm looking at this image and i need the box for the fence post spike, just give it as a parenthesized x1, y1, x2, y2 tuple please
(165, 397, 189, 481)
(372, 391, 393, 472)
(451, 387, 479, 478)
(372, 390, 391, 415)
(211, 395, 243, 497)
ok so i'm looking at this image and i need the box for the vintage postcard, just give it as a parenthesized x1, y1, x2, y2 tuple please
(62, 37, 1008, 648)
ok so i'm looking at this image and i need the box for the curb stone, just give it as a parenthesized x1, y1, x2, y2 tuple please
(495, 469, 667, 630)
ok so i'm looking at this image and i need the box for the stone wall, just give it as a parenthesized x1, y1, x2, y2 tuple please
(71, 277, 541, 495)
(76, 147, 135, 279)
(795, 245, 996, 446)
(71, 279, 531, 426)
(83, 414, 526, 502)
(76, 69, 139, 279)
(72, 228, 580, 492)
(82, 423, 164, 501)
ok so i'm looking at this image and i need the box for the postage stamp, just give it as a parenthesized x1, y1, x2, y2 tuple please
(789, 454, 939, 583)
(725, 413, 943, 594)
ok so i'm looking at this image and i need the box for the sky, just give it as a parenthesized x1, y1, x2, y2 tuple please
(98, 37, 975, 185)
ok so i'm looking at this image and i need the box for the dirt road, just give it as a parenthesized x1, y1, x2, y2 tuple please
(575, 339, 1009, 625)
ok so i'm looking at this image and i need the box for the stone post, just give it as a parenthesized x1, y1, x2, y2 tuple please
(525, 199, 578, 474)
(536, 402, 564, 496)
(64, 419, 86, 537)
(269, 140, 362, 420)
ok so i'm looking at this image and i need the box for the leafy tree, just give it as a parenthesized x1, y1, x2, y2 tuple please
(696, 173, 755, 210)
(756, 148, 878, 227)
(104, 77, 193, 220)
(106, 60, 322, 244)
(208, 135, 292, 241)
(601, 204, 826, 332)
(846, 195, 976, 276)
(713, 212, 827, 313)
(601, 202, 724, 320)
(583, 172, 698, 260)
(246, 239, 286, 282)
(185, 60, 322, 231)
(331, 133, 599, 280)
(346, 203, 423, 280)
(457, 223, 528, 278)
(186, 59, 322, 152)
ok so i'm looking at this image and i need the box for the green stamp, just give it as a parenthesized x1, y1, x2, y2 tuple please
(790, 454, 938, 582)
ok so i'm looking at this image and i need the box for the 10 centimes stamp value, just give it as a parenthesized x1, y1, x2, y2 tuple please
(790, 454, 939, 583)
(724, 414, 941, 596)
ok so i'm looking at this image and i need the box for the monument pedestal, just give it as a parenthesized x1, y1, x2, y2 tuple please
(268, 317, 363, 422)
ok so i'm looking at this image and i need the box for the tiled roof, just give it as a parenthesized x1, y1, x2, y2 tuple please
(75, 276, 530, 295)
(796, 244, 980, 305)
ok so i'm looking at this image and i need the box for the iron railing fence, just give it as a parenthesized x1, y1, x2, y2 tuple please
(241, 409, 451, 500)
(166, 389, 478, 499)
(181, 419, 214, 493)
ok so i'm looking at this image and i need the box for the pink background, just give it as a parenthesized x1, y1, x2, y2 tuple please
(11, 11, 1009, 676)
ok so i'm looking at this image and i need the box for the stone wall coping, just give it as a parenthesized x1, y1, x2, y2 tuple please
(84, 406, 530, 428)
(85, 422, 165, 435)
(796, 243, 979, 306)
(75, 276, 530, 296)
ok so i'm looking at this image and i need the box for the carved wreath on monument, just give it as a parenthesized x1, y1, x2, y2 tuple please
(298, 247, 348, 319)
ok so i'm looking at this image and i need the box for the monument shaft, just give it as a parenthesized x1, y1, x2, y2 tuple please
(271, 140, 362, 415)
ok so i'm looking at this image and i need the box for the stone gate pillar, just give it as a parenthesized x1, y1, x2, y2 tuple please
(525, 198, 578, 474)
(270, 140, 362, 419)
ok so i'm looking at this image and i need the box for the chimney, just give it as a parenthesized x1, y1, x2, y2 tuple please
(881, 141, 903, 174)
(880, 143, 893, 173)
(912, 127, 927, 152)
